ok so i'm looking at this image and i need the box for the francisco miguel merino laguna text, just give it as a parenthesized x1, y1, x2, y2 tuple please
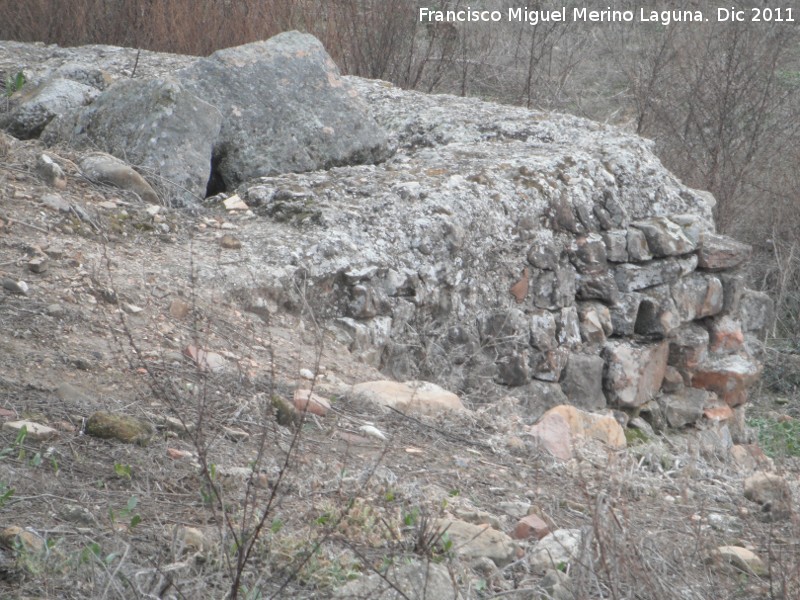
(418, 6, 709, 26)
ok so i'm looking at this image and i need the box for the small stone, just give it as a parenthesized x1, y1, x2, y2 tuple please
(85, 411, 153, 445)
(436, 518, 516, 566)
(529, 529, 583, 573)
(2, 279, 29, 295)
(2, 420, 57, 441)
(177, 526, 207, 553)
(743, 472, 792, 520)
(183, 345, 226, 372)
(349, 380, 465, 415)
(710, 546, 766, 576)
(162, 416, 194, 434)
(219, 234, 242, 249)
(122, 303, 143, 314)
(0, 527, 44, 553)
(27, 257, 48, 273)
(36, 153, 67, 189)
(222, 425, 250, 442)
(166, 448, 195, 460)
(293, 389, 331, 416)
(169, 299, 190, 319)
(223, 194, 248, 210)
(299, 368, 315, 380)
(512, 514, 550, 540)
(525, 411, 572, 461)
(358, 424, 387, 441)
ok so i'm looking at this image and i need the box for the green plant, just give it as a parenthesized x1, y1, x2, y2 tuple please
(4, 70, 25, 97)
(749, 416, 800, 458)
(109, 495, 141, 530)
(113, 463, 132, 479)
(0, 482, 14, 508)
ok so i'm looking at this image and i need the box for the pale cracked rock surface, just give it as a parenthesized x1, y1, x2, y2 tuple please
(437, 518, 516, 567)
(334, 561, 462, 599)
(0, 35, 770, 431)
(529, 528, 585, 573)
(348, 380, 466, 415)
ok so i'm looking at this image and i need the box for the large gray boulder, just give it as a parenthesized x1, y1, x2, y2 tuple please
(176, 31, 390, 191)
(1, 78, 99, 139)
(42, 78, 221, 204)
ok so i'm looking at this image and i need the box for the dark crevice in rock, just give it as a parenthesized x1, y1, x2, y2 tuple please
(205, 145, 227, 197)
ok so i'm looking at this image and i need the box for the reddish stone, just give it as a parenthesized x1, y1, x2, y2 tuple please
(703, 405, 733, 422)
(526, 412, 572, 461)
(512, 514, 550, 540)
(707, 316, 745, 355)
(691, 355, 761, 407)
(293, 389, 331, 416)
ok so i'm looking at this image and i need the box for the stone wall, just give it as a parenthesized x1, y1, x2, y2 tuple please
(0, 35, 773, 430)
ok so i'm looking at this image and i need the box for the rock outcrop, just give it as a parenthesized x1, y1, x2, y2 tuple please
(14, 32, 390, 205)
(0, 34, 771, 433)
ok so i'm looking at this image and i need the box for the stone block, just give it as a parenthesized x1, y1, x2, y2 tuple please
(668, 323, 709, 373)
(603, 340, 669, 408)
(529, 309, 558, 350)
(691, 355, 762, 407)
(532, 265, 577, 310)
(626, 227, 653, 262)
(614, 258, 683, 292)
(560, 353, 606, 410)
(577, 302, 612, 344)
(570, 233, 607, 274)
(739, 289, 774, 338)
(707, 315, 745, 355)
(530, 348, 568, 383)
(576, 272, 619, 303)
(603, 230, 628, 262)
(631, 216, 696, 257)
(696, 232, 752, 271)
(671, 273, 723, 321)
(556, 306, 581, 347)
(607, 292, 641, 337)
(634, 284, 681, 337)
(659, 388, 711, 428)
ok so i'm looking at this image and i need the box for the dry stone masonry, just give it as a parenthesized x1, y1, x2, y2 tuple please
(0, 33, 772, 434)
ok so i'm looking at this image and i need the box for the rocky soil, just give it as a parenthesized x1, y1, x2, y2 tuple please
(0, 119, 797, 600)
(0, 38, 798, 600)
